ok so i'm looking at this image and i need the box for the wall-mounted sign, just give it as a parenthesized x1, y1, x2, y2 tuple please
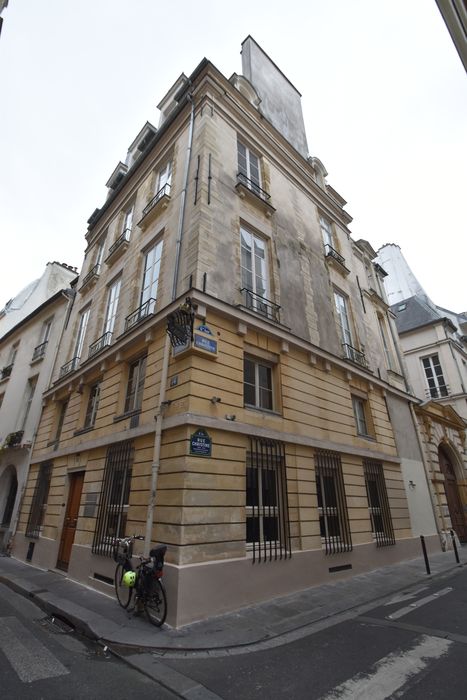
(194, 334, 217, 354)
(196, 324, 213, 335)
(190, 429, 212, 457)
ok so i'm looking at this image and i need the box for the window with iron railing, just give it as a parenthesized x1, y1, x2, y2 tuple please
(246, 437, 291, 563)
(363, 459, 395, 546)
(315, 450, 352, 554)
(240, 227, 279, 321)
(92, 441, 134, 557)
(26, 461, 52, 538)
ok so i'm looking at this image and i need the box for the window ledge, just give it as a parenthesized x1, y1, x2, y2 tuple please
(356, 433, 377, 442)
(324, 250, 350, 277)
(138, 188, 171, 231)
(244, 405, 282, 417)
(235, 181, 276, 218)
(113, 409, 141, 424)
(74, 426, 95, 437)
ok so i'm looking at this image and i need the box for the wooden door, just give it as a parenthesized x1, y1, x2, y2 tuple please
(56, 472, 84, 570)
(439, 448, 467, 542)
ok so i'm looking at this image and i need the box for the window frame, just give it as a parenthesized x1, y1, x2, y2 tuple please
(244, 355, 274, 411)
(237, 140, 262, 193)
(20, 375, 38, 430)
(124, 355, 147, 414)
(240, 226, 271, 308)
(319, 215, 333, 248)
(104, 277, 121, 336)
(363, 459, 395, 546)
(25, 461, 52, 538)
(334, 290, 353, 347)
(140, 239, 163, 311)
(314, 450, 352, 555)
(84, 381, 101, 429)
(352, 394, 374, 438)
(157, 161, 172, 193)
(74, 307, 90, 360)
(421, 353, 448, 398)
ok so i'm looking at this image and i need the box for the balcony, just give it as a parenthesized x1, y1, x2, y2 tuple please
(0, 364, 13, 381)
(241, 288, 281, 323)
(105, 229, 131, 265)
(59, 356, 80, 377)
(138, 184, 171, 230)
(343, 343, 367, 368)
(79, 263, 101, 292)
(324, 244, 350, 277)
(426, 385, 449, 400)
(31, 341, 48, 362)
(88, 332, 113, 358)
(125, 298, 156, 332)
(4, 431, 24, 448)
(235, 173, 275, 218)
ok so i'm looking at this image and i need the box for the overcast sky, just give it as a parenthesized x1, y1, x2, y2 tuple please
(1, 1, 465, 313)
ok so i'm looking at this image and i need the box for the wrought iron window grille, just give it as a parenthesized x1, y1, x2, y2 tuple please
(1, 364, 13, 380)
(80, 263, 101, 289)
(26, 461, 52, 538)
(32, 341, 48, 361)
(315, 450, 353, 555)
(108, 228, 131, 258)
(324, 244, 346, 266)
(59, 356, 80, 377)
(88, 332, 113, 358)
(241, 288, 281, 323)
(342, 343, 367, 368)
(236, 172, 271, 201)
(363, 459, 395, 547)
(125, 298, 156, 332)
(142, 183, 171, 218)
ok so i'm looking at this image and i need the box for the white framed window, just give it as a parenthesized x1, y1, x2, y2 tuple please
(157, 161, 172, 194)
(237, 141, 261, 193)
(124, 355, 147, 413)
(104, 278, 121, 336)
(122, 205, 134, 239)
(422, 354, 448, 398)
(74, 308, 90, 360)
(39, 318, 53, 345)
(352, 395, 373, 437)
(84, 382, 101, 429)
(241, 227, 270, 312)
(319, 215, 333, 248)
(20, 376, 37, 430)
(334, 290, 353, 347)
(244, 356, 273, 411)
(95, 237, 106, 270)
(141, 240, 163, 312)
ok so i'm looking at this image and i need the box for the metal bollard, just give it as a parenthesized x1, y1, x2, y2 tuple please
(450, 529, 460, 564)
(420, 535, 431, 575)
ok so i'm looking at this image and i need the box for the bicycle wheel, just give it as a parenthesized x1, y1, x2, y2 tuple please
(144, 577, 167, 626)
(114, 563, 132, 608)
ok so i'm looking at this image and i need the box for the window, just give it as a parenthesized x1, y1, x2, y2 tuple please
(244, 356, 273, 410)
(0, 393, 4, 410)
(84, 382, 101, 429)
(422, 354, 448, 398)
(140, 240, 163, 313)
(54, 400, 68, 445)
(237, 141, 261, 194)
(92, 440, 134, 556)
(320, 216, 333, 248)
(363, 459, 395, 546)
(122, 205, 134, 240)
(124, 355, 147, 413)
(1, 467, 17, 528)
(246, 437, 290, 562)
(95, 237, 106, 270)
(104, 278, 121, 336)
(352, 395, 373, 437)
(334, 291, 353, 348)
(40, 318, 53, 345)
(26, 461, 52, 538)
(378, 316, 393, 369)
(241, 226, 270, 314)
(157, 161, 172, 194)
(74, 307, 90, 360)
(315, 450, 352, 554)
(20, 376, 37, 430)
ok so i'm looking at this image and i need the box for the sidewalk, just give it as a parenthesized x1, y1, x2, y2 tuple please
(0, 548, 465, 654)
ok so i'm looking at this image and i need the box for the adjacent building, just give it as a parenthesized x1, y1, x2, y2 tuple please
(377, 243, 467, 544)
(0, 262, 76, 553)
(13, 39, 442, 627)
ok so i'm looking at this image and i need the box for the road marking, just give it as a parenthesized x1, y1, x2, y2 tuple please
(0, 616, 69, 682)
(387, 587, 452, 620)
(383, 586, 428, 606)
(319, 634, 452, 700)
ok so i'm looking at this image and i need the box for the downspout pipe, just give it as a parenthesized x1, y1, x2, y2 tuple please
(144, 93, 195, 554)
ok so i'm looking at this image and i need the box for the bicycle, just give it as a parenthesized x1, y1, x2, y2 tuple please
(113, 534, 168, 627)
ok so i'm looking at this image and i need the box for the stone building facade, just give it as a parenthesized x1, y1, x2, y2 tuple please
(13, 39, 441, 627)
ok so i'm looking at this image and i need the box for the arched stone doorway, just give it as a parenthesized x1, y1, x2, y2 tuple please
(438, 444, 467, 542)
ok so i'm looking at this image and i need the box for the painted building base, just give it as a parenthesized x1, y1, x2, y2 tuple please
(12, 533, 442, 628)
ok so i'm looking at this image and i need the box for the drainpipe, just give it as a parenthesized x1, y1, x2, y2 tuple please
(144, 92, 195, 555)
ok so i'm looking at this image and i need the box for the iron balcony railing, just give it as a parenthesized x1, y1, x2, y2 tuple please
(59, 356, 80, 377)
(125, 298, 156, 332)
(80, 263, 101, 288)
(108, 228, 131, 257)
(1, 364, 13, 380)
(5, 430, 24, 448)
(89, 332, 113, 358)
(237, 172, 271, 202)
(241, 288, 281, 323)
(32, 341, 48, 361)
(343, 343, 367, 368)
(324, 244, 346, 266)
(426, 384, 449, 400)
(142, 183, 171, 218)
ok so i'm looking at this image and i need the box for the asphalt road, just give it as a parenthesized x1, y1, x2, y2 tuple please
(157, 566, 467, 699)
(0, 582, 177, 700)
